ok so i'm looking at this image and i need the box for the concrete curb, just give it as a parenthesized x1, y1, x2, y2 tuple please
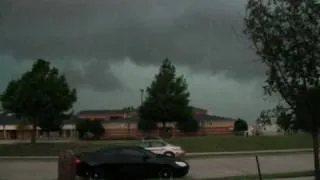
(0, 148, 313, 160)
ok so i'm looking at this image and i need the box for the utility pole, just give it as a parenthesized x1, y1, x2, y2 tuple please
(140, 88, 144, 105)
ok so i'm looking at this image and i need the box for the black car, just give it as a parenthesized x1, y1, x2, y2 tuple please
(75, 145, 190, 180)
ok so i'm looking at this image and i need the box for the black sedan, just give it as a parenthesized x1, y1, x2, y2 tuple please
(75, 145, 190, 180)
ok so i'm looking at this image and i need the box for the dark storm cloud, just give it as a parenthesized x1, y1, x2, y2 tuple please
(0, 0, 262, 89)
(62, 60, 123, 92)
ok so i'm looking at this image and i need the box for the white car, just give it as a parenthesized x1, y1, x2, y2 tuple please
(139, 139, 185, 158)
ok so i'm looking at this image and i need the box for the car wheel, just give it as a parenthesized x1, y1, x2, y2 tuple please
(89, 171, 101, 180)
(158, 167, 173, 179)
(76, 177, 89, 180)
(164, 151, 175, 158)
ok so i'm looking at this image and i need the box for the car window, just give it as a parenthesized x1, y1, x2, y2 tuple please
(95, 147, 121, 156)
(120, 149, 146, 157)
(139, 142, 150, 148)
(150, 141, 166, 147)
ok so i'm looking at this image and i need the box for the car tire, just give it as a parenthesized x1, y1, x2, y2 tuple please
(164, 151, 175, 158)
(89, 170, 102, 180)
(76, 177, 89, 180)
(158, 167, 173, 179)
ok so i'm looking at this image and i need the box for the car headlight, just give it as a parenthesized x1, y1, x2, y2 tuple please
(175, 161, 187, 167)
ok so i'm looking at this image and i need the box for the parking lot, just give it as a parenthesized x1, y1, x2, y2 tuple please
(0, 153, 314, 180)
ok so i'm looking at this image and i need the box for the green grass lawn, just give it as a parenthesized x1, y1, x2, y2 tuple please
(167, 134, 312, 152)
(0, 134, 313, 156)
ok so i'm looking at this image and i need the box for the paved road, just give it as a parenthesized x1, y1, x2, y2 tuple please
(189, 153, 313, 179)
(0, 153, 315, 180)
(273, 178, 314, 180)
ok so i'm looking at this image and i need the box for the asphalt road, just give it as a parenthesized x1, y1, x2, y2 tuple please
(0, 153, 315, 180)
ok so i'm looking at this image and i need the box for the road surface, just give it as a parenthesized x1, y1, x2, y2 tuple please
(0, 153, 315, 180)
(273, 178, 313, 180)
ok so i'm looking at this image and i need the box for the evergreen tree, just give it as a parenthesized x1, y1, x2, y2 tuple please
(139, 59, 196, 132)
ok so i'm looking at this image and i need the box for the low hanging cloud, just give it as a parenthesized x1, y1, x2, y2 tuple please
(0, 0, 275, 121)
(0, 0, 262, 80)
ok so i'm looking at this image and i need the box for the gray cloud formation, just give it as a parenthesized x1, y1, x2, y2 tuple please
(0, 0, 263, 92)
(62, 60, 123, 91)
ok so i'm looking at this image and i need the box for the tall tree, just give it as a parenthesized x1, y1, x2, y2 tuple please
(0, 59, 77, 143)
(295, 87, 320, 135)
(273, 105, 296, 134)
(139, 58, 194, 131)
(244, 0, 320, 178)
(234, 118, 248, 132)
(16, 118, 29, 140)
(76, 119, 105, 140)
(38, 113, 66, 138)
(256, 110, 273, 125)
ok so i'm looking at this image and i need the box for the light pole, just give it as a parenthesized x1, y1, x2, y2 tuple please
(140, 89, 144, 105)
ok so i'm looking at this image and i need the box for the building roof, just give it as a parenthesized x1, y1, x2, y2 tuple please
(102, 116, 139, 124)
(78, 106, 206, 116)
(0, 112, 20, 125)
(0, 114, 234, 126)
(100, 114, 233, 124)
(0, 112, 79, 125)
(194, 114, 235, 122)
(191, 106, 207, 112)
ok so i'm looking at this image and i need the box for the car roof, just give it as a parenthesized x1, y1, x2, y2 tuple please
(143, 139, 167, 143)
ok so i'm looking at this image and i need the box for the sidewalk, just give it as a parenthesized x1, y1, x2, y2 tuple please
(0, 148, 313, 160)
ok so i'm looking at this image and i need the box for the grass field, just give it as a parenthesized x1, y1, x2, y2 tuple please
(0, 134, 313, 156)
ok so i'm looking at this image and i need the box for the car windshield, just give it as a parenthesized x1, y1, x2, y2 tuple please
(149, 140, 167, 147)
(139, 141, 150, 148)
(139, 139, 169, 147)
(132, 146, 156, 157)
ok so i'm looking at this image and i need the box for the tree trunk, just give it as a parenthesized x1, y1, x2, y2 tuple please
(162, 121, 166, 128)
(31, 123, 37, 144)
(46, 131, 50, 139)
(312, 132, 320, 180)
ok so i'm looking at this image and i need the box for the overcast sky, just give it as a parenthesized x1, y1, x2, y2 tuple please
(0, 0, 278, 122)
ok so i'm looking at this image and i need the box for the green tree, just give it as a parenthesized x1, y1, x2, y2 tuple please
(138, 59, 194, 131)
(256, 110, 273, 125)
(176, 114, 199, 133)
(273, 105, 296, 134)
(244, 0, 320, 178)
(76, 119, 105, 140)
(38, 113, 62, 138)
(295, 87, 320, 134)
(16, 118, 29, 139)
(137, 119, 157, 132)
(75, 119, 88, 139)
(0, 59, 77, 143)
(233, 118, 248, 132)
